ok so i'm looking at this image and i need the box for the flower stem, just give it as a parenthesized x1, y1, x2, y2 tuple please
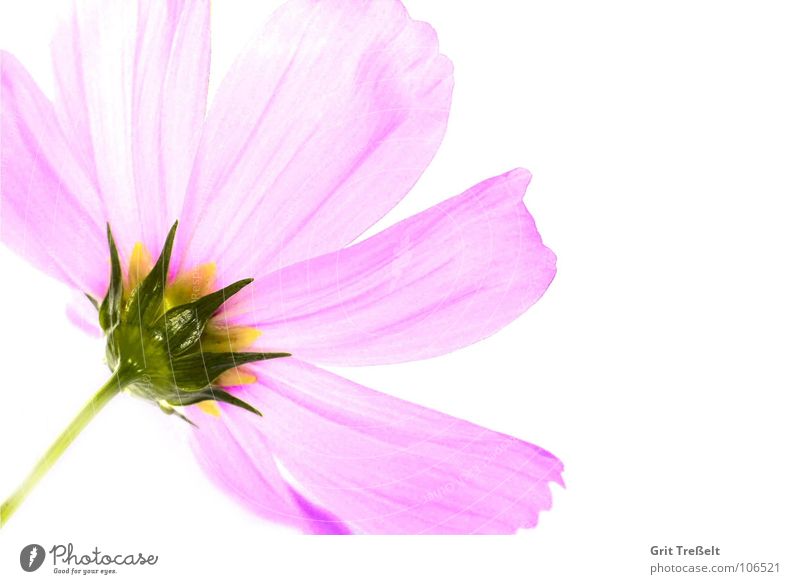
(0, 374, 124, 527)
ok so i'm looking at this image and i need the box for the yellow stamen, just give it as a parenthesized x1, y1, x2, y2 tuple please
(196, 401, 221, 417)
(201, 325, 262, 352)
(126, 243, 154, 293)
(215, 366, 258, 387)
(165, 262, 217, 310)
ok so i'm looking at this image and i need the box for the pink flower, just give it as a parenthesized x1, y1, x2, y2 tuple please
(1, 0, 562, 533)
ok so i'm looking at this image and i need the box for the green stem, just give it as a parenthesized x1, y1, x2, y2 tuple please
(1, 374, 124, 527)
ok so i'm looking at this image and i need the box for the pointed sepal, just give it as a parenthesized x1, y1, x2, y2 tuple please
(124, 221, 178, 326)
(157, 400, 198, 427)
(167, 351, 290, 391)
(98, 225, 123, 333)
(170, 388, 263, 418)
(161, 278, 254, 355)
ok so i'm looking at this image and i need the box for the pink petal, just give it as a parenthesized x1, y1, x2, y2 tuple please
(175, 0, 453, 283)
(1, 52, 107, 296)
(51, 0, 210, 257)
(224, 169, 556, 365)
(191, 407, 350, 534)
(194, 358, 563, 534)
(65, 293, 102, 337)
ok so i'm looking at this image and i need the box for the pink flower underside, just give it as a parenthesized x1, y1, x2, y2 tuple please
(192, 358, 563, 535)
(0, 0, 562, 533)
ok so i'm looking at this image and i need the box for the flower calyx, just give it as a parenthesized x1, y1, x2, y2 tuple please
(96, 221, 287, 424)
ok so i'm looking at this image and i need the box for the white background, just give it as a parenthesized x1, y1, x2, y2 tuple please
(1, 1, 799, 582)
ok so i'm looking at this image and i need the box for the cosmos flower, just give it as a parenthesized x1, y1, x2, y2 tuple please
(0, 0, 563, 533)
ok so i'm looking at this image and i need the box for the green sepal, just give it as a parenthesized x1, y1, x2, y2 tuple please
(160, 278, 254, 355)
(169, 387, 263, 417)
(98, 225, 122, 333)
(157, 400, 198, 427)
(167, 351, 290, 391)
(85, 293, 99, 310)
(124, 221, 178, 326)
